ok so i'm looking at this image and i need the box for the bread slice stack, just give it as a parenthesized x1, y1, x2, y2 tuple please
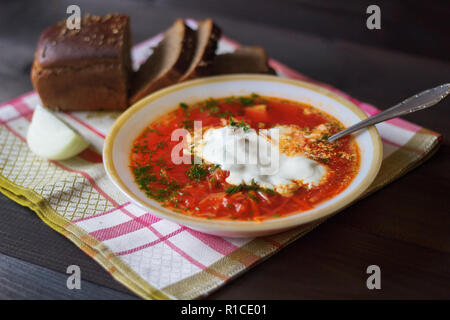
(129, 19, 195, 104)
(178, 19, 221, 82)
(129, 19, 276, 105)
(31, 16, 278, 111)
(130, 19, 221, 104)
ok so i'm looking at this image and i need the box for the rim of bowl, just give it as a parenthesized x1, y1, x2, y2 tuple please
(103, 74, 383, 233)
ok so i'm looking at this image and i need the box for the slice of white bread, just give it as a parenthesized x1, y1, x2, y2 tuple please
(178, 19, 221, 82)
(129, 19, 195, 104)
(210, 46, 276, 75)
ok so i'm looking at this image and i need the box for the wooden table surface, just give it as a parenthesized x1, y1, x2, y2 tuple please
(0, 0, 449, 299)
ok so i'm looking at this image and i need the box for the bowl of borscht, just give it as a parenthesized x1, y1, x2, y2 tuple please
(104, 75, 382, 237)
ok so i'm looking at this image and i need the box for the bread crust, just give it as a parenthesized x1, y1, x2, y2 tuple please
(31, 14, 132, 111)
(129, 20, 195, 105)
(31, 62, 128, 111)
(178, 19, 222, 82)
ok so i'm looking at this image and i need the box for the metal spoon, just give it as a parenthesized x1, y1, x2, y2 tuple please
(328, 83, 450, 142)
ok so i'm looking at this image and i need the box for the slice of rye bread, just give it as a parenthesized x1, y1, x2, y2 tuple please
(210, 46, 276, 75)
(129, 19, 195, 104)
(178, 19, 221, 82)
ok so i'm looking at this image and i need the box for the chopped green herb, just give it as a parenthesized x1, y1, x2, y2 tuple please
(318, 157, 330, 163)
(186, 164, 209, 181)
(225, 97, 237, 104)
(208, 106, 220, 115)
(133, 165, 147, 176)
(132, 166, 157, 191)
(152, 156, 166, 166)
(229, 116, 251, 132)
(210, 175, 220, 188)
(156, 141, 167, 150)
(215, 111, 233, 118)
(200, 98, 219, 112)
(145, 179, 180, 201)
(171, 199, 179, 208)
(239, 97, 255, 106)
(179, 102, 190, 116)
(132, 144, 152, 154)
(225, 180, 275, 195)
(147, 127, 163, 136)
(225, 185, 243, 194)
(181, 120, 194, 129)
(210, 164, 220, 172)
(205, 98, 218, 109)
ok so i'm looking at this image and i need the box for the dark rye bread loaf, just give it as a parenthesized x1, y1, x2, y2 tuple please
(31, 14, 132, 111)
(178, 19, 221, 82)
(129, 19, 195, 104)
(210, 46, 276, 75)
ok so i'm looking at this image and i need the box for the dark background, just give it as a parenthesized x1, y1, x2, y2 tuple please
(0, 0, 449, 299)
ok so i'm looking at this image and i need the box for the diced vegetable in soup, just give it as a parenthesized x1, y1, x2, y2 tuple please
(130, 94, 360, 221)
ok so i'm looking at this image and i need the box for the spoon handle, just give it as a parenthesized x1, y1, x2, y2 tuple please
(328, 83, 450, 142)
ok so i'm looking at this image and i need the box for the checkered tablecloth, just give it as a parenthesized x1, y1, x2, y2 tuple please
(0, 20, 441, 299)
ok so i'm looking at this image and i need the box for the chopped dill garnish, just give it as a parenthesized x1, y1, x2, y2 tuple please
(181, 119, 194, 129)
(225, 97, 237, 104)
(318, 157, 330, 163)
(215, 111, 233, 118)
(210, 164, 220, 172)
(156, 141, 167, 150)
(178, 102, 191, 117)
(239, 97, 255, 106)
(225, 180, 274, 195)
(186, 164, 210, 181)
(205, 98, 218, 109)
(152, 156, 166, 166)
(132, 166, 157, 192)
(208, 106, 220, 115)
(200, 98, 219, 113)
(229, 116, 250, 132)
(146, 127, 163, 136)
(145, 179, 180, 201)
(179, 102, 190, 116)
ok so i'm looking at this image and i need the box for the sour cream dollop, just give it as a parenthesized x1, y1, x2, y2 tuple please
(189, 126, 326, 196)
